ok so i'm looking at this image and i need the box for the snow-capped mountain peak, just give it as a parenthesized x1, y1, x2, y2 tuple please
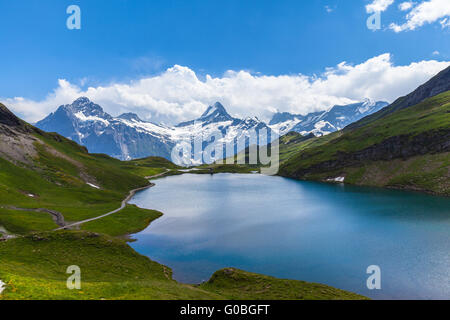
(201, 102, 229, 118)
(67, 97, 111, 119)
(177, 102, 235, 127)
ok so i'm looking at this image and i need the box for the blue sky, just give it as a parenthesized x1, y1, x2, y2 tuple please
(1, 0, 449, 122)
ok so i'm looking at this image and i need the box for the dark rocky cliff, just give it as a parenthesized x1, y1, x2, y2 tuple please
(283, 129, 450, 178)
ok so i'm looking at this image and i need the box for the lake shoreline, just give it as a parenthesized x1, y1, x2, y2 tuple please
(129, 173, 450, 300)
(124, 173, 370, 299)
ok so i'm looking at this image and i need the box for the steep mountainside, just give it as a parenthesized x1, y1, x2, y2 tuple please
(278, 83, 450, 195)
(0, 103, 26, 127)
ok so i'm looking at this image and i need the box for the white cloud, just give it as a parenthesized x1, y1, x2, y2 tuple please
(366, 0, 395, 13)
(390, 0, 450, 32)
(432, 50, 440, 55)
(2, 54, 449, 124)
(399, 1, 415, 11)
(325, 5, 334, 13)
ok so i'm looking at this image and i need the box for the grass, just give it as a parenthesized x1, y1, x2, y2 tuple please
(278, 91, 450, 195)
(0, 208, 57, 234)
(195, 164, 258, 174)
(122, 157, 180, 177)
(81, 205, 163, 237)
(0, 231, 221, 300)
(0, 231, 366, 300)
(0, 134, 178, 225)
(200, 268, 367, 300)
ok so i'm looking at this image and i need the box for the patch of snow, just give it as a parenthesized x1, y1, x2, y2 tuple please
(328, 176, 345, 183)
(74, 112, 110, 126)
(76, 131, 85, 140)
(314, 120, 335, 131)
(358, 99, 376, 114)
(269, 118, 301, 136)
(203, 106, 217, 118)
(117, 118, 173, 137)
(86, 183, 100, 189)
(0, 280, 5, 294)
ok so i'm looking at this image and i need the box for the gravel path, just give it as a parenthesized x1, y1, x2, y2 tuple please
(6, 206, 66, 227)
(54, 169, 170, 231)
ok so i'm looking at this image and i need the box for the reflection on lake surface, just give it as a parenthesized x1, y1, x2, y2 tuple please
(130, 173, 450, 299)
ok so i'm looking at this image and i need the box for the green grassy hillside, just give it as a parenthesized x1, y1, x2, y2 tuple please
(0, 231, 366, 300)
(0, 133, 151, 229)
(279, 91, 450, 195)
(123, 156, 180, 177)
(201, 268, 368, 300)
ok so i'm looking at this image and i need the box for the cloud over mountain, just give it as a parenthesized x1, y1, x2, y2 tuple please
(3, 54, 449, 124)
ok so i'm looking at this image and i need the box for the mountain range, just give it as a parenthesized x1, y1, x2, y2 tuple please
(269, 99, 388, 136)
(36, 98, 387, 162)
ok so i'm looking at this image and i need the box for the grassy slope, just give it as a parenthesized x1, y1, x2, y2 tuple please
(123, 156, 180, 177)
(81, 204, 163, 237)
(279, 91, 450, 195)
(0, 231, 365, 300)
(201, 268, 367, 300)
(195, 164, 258, 174)
(0, 231, 221, 300)
(0, 207, 56, 234)
(0, 130, 152, 226)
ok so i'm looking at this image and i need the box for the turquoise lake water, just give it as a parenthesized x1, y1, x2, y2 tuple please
(129, 173, 450, 299)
